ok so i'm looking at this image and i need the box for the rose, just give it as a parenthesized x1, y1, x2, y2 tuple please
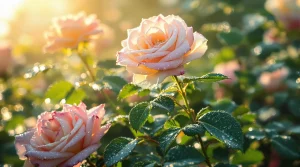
(91, 23, 115, 54)
(259, 67, 289, 92)
(116, 14, 207, 84)
(0, 41, 12, 76)
(263, 28, 286, 44)
(265, 0, 300, 30)
(44, 12, 102, 53)
(213, 60, 240, 85)
(15, 102, 111, 167)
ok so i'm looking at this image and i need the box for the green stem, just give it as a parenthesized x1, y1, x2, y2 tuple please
(172, 75, 212, 167)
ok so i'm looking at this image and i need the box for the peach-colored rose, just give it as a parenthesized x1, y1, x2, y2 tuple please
(259, 67, 289, 92)
(213, 60, 240, 85)
(91, 23, 115, 54)
(44, 12, 102, 53)
(116, 14, 207, 84)
(0, 42, 12, 75)
(15, 102, 111, 167)
(265, 0, 300, 30)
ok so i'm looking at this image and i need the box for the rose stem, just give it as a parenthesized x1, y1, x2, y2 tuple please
(172, 75, 212, 167)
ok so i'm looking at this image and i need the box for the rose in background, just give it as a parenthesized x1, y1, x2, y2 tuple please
(213, 60, 241, 100)
(15, 102, 111, 167)
(91, 23, 116, 54)
(265, 0, 300, 30)
(259, 67, 289, 92)
(44, 12, 103, 53)
(116, 14, 207, 84)
(0, 42, 13, 76)
(263, 27, 286, 44)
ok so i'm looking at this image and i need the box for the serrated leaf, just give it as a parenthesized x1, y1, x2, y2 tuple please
(45, 81, 73, 102)
(164, 145, 205, 167)
(183, 73, 229, 83)
(196, 107, 211, 119)
(271, 136, 300, 159)
(129, 102, 152, 130)
(100, 76, 127, 94)
(141, 115, 168, 136)
(217, 28, 244, 46)
(138, 89, 150, 97)
(231, 149, 264, 165)
(182, 124, 205, 136)
(164, 119, 180, 129)
(151, 96, 175, 112)
(104, 137, 139, 167)
(118, 84, 141, 100)
(158, 127, 181, 152)
(199, 111, 244, 150)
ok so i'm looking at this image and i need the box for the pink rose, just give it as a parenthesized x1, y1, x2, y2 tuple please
(116, 14, 207, 84)
(265, 0, 300, 30)
(263, 28, 286, 44)
(259, 68, 289, 92)
(213, 60, 241, 85)
(0, 41, 12, 75)
(15, 102, 111, 167)
(91, 23, 115, 54)
(44, 12, 102, 53)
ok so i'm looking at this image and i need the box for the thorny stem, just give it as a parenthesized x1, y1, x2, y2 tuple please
(172, 75, 212, 167)
(77, 51, 126, 115)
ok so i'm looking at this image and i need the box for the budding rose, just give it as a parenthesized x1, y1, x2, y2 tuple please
(15, 103, 111, 167)
(259, 68, 289, 92)
(0, 42, 12, 76)
(265, 0, 300, 30)
(213, 60, 241, 85)
(116, 14, 207, 84)
(44, 12, 102, 53)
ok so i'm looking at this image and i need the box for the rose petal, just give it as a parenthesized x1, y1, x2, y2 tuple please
(127, 65, 157, 75)
(61, 125, 85, 152)
(143, 58, 183, 70)
(15, 130, 35, 159)
(135, 51, 170, 62)
(25, 150, 74, 160)
(145, 65, 185, 84)
(91, 124, 111, 144)
(59, 144, 100, 167)
(159, 41, 190, 62)
(183, 32, 207, 64)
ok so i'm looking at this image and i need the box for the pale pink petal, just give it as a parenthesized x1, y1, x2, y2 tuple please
(146, 66, 185, 84)
(143, 58, 183, 70)
(53, 113, 72, 135)
(172, 19, 186, 48)
(157, 25, 178, 52)
(23, 160, 34, 167)
(159, 41, 190, 62)
(59, 144, 100, 167)
(87, 104, 105, 118)
(25, 150, 74, 160)
(91, 124, 111, 144)
(15, 130, 35, 159)
(127, 28, 140, 50)
(61, 126, 85, 152)
(127, 65, 157, 75)
(186, 27, 194, 46)
(29, 157, 69, 167)
(183, 32, 207, 64)
(135, 51, 170, 62)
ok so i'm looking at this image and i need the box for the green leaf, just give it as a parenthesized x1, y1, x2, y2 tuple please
(289, 126, 300, 134)
(210, 99, 237, 114)
(164, 145, 205, 167)
(182, 124, 205, 136)
(253, 43, 281, 59)
(151, 96, 175, 112)
(141, 115, 168, 136)
(231, 149, 264, 165)
(104, 137, 139, 167)
(45, 81, 73, 103)
(196, 107, 211, 119)
(246, 130, 265, 140)
(97, 59, 120, 69)
(217, 28, 244, 46)
(271, 136, 300, 159)
(65, 88, 86, 104)
(129, 102, 152, 130)
(138, 89, 150, 97)
(164, 119, 180, 129)
(158, 127, 181, 152)
(118, 84, 141, 100)
(4, 115, 25, 131)
(288, 99, 300, 117)
(215, 163, 238, 167)
(232, 106, 249, 117)
(24, 63, 53, 79)
(183, 73, 229, 83)
(100, 76, 127, 94)
(199, 111, 244, 150)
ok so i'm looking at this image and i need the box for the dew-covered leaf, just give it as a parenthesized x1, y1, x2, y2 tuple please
(182, 124, 205, 136)
(118, 84, 141, 100)
(158, 127, 181, 153)
(210, 99, 237, 114)
(231, 149, 264, 165)
(182, 73, 229, 83)
(45, 81, 73, 103)
(164, 145, 205, 167)
(141, 115, 168, 136)
(151, 96, 175, 112)
(104, 137, 139, 167)
(129, 102, 152, 130)
(164, 119, 180, 129)
(98, 76, 127, 94)
(271, 136, 300, 159)
(199, 111, 244, 150)
(65, 88, 86, 104)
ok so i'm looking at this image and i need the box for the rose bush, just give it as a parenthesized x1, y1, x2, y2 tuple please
(44, 12, 102, 53)
(116, 14, 207, 84)
(15, 102, 110, 167)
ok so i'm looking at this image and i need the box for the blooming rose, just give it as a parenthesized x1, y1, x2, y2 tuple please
(0, 41, 12, 76)
(213, 60, 240, 85)
(265, 0, 300, 30)
(44, 12, 102, 53)
(116, 14, 207, 84)
(15, 102, 111, 167)
(259, 67, 289, 92)
(91, 23, 115, 54)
